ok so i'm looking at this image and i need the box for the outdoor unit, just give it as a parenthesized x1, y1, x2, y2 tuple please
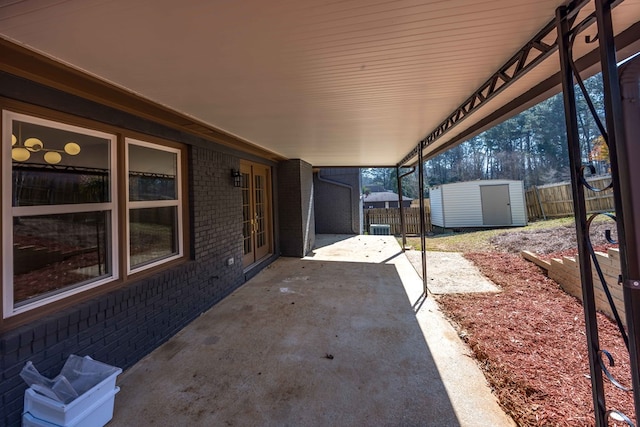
(370, 224, 391, 235)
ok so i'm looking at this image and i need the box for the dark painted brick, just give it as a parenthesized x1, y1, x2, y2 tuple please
(32, 338, 45, 353)
(44, 333, 58, 347)
(68, 322, 79, 335)
(45, 341, 68, 358)
(19, 330, 33, 347)
(33, 324, 46, 340)
(77, 337, 91, 349)
(57, 316, 69, 330)
(17, 346, 31, 361)
(68, 311, 80, 324)
(87, 314, 97, 327)
(1, 143, 263, 426)
(57, 327, 68, 341)
(2, 350, 19, 367)
(2, 334, 20, 353)
(90, 302, 100, 316)
(79, 306, 91, 320)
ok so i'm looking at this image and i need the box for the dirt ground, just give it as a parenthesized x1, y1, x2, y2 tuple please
(491, 221, 618, 256)
(431, 223, 633, 426)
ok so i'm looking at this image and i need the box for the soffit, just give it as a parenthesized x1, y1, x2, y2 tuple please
(1, 0, 639, 166)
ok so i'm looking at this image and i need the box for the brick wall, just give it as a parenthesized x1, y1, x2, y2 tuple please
(278, 159, 315, 257)
(0, 146, 246, 426)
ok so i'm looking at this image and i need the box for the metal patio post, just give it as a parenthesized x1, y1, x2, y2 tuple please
(556, 5, 607, 425)
(596, 0, 640, 419)
(418, 144, 428, 294)
(397, 166, 407, 250)
(397, 167, 416, 251)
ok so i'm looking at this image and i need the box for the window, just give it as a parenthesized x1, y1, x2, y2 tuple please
(3, 111, 117, 316)
(2, 111, 186, 318)
(126, 139, 182, 273)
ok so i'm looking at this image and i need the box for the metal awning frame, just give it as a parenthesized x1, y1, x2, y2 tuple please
(397, 0, 636, 168)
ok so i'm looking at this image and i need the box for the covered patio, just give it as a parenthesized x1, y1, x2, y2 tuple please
(110, 235, 513, 426)
(1, 0, 640, 425)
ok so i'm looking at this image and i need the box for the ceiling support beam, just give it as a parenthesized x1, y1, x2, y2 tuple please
(420, 19, 640, 163)
(398, 8, 567, 166)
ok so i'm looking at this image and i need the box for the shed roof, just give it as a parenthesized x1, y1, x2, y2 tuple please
(1, 0, 639, 166)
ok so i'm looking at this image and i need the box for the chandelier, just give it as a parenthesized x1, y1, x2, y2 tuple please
(11, 132, 81, 165)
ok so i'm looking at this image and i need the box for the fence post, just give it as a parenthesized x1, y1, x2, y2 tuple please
(534, 185, 547, 220)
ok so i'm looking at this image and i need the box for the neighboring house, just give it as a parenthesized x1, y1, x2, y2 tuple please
(363, 191, 412, 209)
(314, 168, 363, 234)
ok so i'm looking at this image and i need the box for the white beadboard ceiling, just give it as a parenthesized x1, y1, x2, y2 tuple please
(1, 0, 639, 166)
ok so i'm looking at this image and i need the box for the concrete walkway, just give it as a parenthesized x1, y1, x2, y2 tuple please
(110, 235, 514, 426)
(404, 250, 500, 294)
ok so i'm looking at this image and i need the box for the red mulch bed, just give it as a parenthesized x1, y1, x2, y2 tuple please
(436, 252, 634, 426)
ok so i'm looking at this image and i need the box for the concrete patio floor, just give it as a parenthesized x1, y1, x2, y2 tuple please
(110, 235, 514, 426)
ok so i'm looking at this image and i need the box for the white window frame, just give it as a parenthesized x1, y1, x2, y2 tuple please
(2, 111, 119, 318)
(125, 138, 183, 274)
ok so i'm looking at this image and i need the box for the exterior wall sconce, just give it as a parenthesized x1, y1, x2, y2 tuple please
(231, 169, 242, 187)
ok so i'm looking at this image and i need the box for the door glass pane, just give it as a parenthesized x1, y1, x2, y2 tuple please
(255, 175, 265, 248)
(129, 207, 178, 268)
(13, 211, 111, 306)
(242, 172, 252, 255)
(128, 144, 177, 201)
(12, 120, 111, 206)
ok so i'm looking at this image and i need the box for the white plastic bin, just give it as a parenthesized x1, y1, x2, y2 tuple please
(22, 356, 121, 427)
(22, 387, 119, 427)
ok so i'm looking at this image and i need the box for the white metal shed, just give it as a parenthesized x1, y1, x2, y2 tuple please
(430, 180, 527, 228)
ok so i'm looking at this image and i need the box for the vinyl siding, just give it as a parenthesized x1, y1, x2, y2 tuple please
(442, 182, 484, 227)
(430, 187, 444, 227)
(508, 181, 527, 226)
(430, 180, 527, 228)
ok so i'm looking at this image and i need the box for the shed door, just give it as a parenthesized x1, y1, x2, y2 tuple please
(480, 184, 512, 225)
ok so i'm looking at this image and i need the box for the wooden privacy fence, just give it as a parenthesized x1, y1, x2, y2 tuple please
(364, 207, 432, 235)
(526, 176, 615, 220)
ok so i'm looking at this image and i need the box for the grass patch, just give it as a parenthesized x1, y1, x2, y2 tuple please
(402, 216, 577, 252)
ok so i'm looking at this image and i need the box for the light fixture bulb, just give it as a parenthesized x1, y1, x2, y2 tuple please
(24, 138, 43, 152)
(12, 134, 17, 146)
(64, 142, 81, 155)
(12, 147, 31, 162)
(44, 151, 62, 164)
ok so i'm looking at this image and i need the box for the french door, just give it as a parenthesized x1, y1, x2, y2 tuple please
(241, 161, 272, 268)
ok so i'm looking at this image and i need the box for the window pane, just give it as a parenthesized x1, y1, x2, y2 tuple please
(11, 120, 111, 206)
(129, 207, 178, 269)
(129, 144, 177, 201)
(13, 212, 111, 306)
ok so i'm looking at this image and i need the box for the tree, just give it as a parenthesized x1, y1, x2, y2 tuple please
(422, 73, 604, 188)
